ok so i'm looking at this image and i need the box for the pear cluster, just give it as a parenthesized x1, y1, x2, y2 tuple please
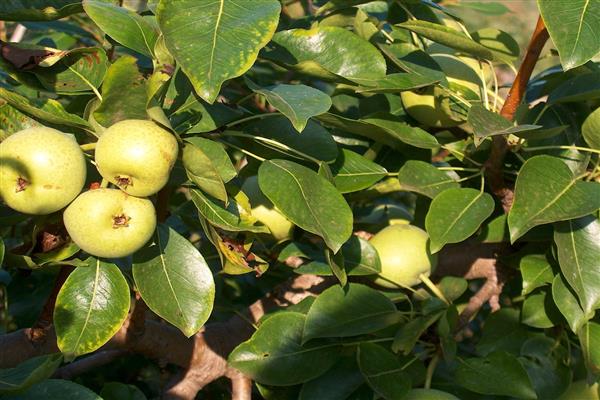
(0, 120, 178, 259)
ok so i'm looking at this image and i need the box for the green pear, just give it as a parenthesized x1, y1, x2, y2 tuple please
(63, 188, 156, 258)
(370, 224, 437, 288)
(94, 119, 178, 197)
(0, 126, 86, 215)
(558, 381, 599, 400)
(242, 176, 294, 242)
(405, 389, 460, 400)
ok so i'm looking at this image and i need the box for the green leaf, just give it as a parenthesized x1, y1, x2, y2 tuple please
(476, 309, 531, 356)
(554, 216, 600, 314)
(343, 236, 381, 275)
(2, 379, 102, 400)
(100, 382, 147, 400)
(354, 72, 440, 93)
(0, 104, 40, 138)
(520, 254, 553, 296)
(468, 104, 540, 139)
(0, 354, 63, 395)
(538, 0, 600, 70)
(582, 106, 600, 150)
(521, 290, 558, 329)
(396, 20, 514, 63)
(246, 79, 331, 132)
(0, 1, 83, 21)
(184, 137, 236, 182)
(508, 155, 600, 242)
(448, 2, 510, 15)
(183, 140, 227, 203)
(269, 26, 386, 83)
(303, 283, 402, 342)
(426, 188, 495, 253)
(258, 159, 353, 252)
(157, 0, 280, 103)
(392, 311, 444, 355)
(84, 1, 159, 57)
(397, 160, 460, 198)
(229, 312, 340, 385)
(578, 321, 600, 375)
(357, 343, 411, 400)
(548, 72, 600, 104)
(0, 88, 91, 131)
(299, 357, 364, 400)
(325, 248, 347, 286)
(331, 149, 387, 193)
(132, 224, 215, 337)
(190, 189, 269, 233)
(54, 259, 130, 359)
(552, 274, 590, 333)
(456, 351, 537, 399)
(94, 55, 149, 127)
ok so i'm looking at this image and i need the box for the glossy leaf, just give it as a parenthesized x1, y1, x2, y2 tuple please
(229, 312, 340, 385)
(0, 354, 62, 395)
(258, 159, 353, 252)
(468, 104, 540, 139)
(538, 0, 600, 70)
(357, 343, 411, 400)
(3, 379, 102, 400)
(554, 216, 600, 314)
(84, 1, 159, 57)
(426, 188, 495, 253)
(185, 137, 236, 182)
(521, 290, 558, 329)
(303, 283, 401, 342)
(246, 80, 331, 132)
(397, 160, 459, 198)
(132, 224, 215, 337)
(582, 106, 600, 150)
(158, 0, 280, 103)
(343, 236, 381, 275)
(190, 189, 269, 233)
(455, 351, 537, 399)
(552, 274, 589, 333)
(269, 26, 386, 82)
(183, 140, 227, 203)
(331, 149, 387, 193)
(520, 254, 553, 296)
(354, 72, 440, 93)
(508, 155, 600, 242)
(0, 1, 82, 21)
(54, 258, 130, 359)
(578, 321, 600, 374)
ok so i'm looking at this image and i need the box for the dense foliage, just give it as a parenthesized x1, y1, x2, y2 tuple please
(0, 1, 599, 399)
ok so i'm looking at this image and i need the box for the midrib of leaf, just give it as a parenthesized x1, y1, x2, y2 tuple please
(263, 89, 298, 121)
(567, 219, 587, 305)
(156, 230, 187, 327)
(569, 0, 591, 60)
(71, 259, 101, 354)
(337, 170, 384, 177)
(366, 367, 405, 378)
(0, 379, 19, 387)
(207, 0, 225, 85)
(525, 264, 551, 290)
(245, 342, 339, 361)
(192, 191, 250, 228)
(309, 309, 396, 333)
(437, 191, 484, 241)
(518, 178, 577, 234)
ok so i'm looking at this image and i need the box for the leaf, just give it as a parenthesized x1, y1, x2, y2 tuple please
(0, 1, 83, 21)
(84, 1, 159, 57)
(448, 2, 510, 15)
(548, 72, 600, 104)
(190, 189, 269, 233)
(0, 354, 63, 395)
(2, 379, 102, 400)
(229, 312, 340, 385)
(582, 106, 600, 150)
(183, 140, 227, 203)
(331, 149, 387, 194)
(456, 351, 537, 399)
(258, 159, 353, 252)
(0, 88, 91, 131)
(100, 382, 147, 400)
(0, 104, 40, 137)
(325, 248, 347, 286)
(132, 224, 215, 337)
(397, 160, 460, 198)
(362, 114, 439, 149)
(246, 79, 331, 132)
(54, 258, 130, 359)
(343, 236, 381, 275)
(521, 290, 559, 329)
(157, 0, 280, 103)
(520, 254, 553, 296)
(468, 105, 541, 139)
(396, 20, 514, 63)
(476, 309, 531, 356)
(552, 274, 590, 333)
(392, 311, 444, 355)
(538, 0, 600, 70)
(508, 155, 600, 242)
(354, 72, 440, 93)
(303, 283, 402, 342)
(426, 188, 495, 253)
(299, 357, 364, 400)
(554, 216, 600, 314)
(184, 137, 236, 182)
(268, 26, 386, 83)
(578, 321, 600, 375)
(357, 343, 411, 400)
(94, 55, 149, 127)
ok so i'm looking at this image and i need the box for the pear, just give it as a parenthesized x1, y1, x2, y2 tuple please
(405, 389, 460, 400)
(95, 120, 178, 197)
(63, 188, 156, 258)
(0, 126, 86, 215)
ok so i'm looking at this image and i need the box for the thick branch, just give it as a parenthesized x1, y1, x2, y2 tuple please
(485, 16, 549, 213)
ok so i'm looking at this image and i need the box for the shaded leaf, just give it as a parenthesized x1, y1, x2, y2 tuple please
(299, 357, 364, 400)
(100, 382, 147, 400)
(468, 104, 540, 139)
(392, 311, 444, 355)
(2, 379, 101, 400)
(477, 309, 531, 356)
(357, 343, 411, 400)
(582, 106, 600, 150)
(0, 1, 82, 21)
(548, 72, 600, 104)
(578, 321, 600, 375)
(552, 274, 590, 333)
(397, 160, 459, 198)
(0, 354, 62, 395)
(331, 149, 387, 193)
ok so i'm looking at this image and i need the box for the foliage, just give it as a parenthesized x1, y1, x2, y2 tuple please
(0, 0, 599, 399)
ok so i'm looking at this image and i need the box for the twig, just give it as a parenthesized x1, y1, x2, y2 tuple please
(484, 16, 549, 213)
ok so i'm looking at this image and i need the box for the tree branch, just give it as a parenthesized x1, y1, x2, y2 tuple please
(53, 350, 127, 380)
(485, 16, 549, 213)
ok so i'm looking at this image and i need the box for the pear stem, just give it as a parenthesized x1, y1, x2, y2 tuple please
(419, 273, 449, 305)
(100, 179, 109, 188)
(80, 143, 96, 152)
